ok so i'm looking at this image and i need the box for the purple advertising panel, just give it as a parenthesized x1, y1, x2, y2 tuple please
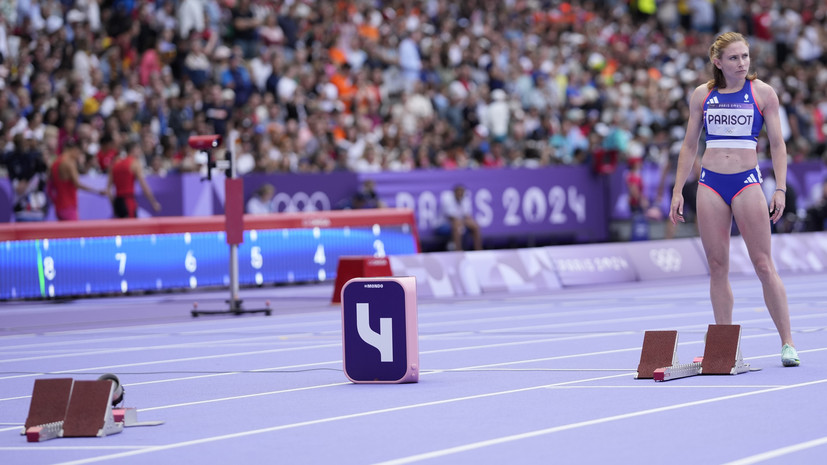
(342, 277, 418, 383)
(71, 174, 186, 220)
(4, 161, 825, 251)
(614, 160, 827, 220)
(622, 239, 709, 281)
(546, 243, 638, 287)
(240, 172, 359, 214)
(366, 167, 608, 243)
(0, 172, 360, 221)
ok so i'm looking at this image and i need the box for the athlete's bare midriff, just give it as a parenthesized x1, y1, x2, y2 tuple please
(700, 147, 759, 174)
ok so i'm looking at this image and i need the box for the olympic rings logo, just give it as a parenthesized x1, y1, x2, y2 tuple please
(649, 248, 682, 272)
(271, 192, 332, 212)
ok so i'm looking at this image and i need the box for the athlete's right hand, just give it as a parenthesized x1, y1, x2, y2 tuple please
(669, 194, 685, 225)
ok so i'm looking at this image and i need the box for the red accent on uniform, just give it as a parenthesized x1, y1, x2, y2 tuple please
(112, 157, 137, 218)
(49, 154, 78, 220)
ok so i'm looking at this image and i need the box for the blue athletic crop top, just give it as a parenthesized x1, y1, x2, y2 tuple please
(703, 80, 764, 150)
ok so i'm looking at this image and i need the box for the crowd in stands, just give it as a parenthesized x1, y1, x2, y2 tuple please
(1, 1, 826, 223)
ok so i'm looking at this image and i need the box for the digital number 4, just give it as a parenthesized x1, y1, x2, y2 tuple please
(356, 302, 393, 362)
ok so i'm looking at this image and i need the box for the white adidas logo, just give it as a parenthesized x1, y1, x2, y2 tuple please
(709, 96, 719, 104)
(744, 173, 758, 184)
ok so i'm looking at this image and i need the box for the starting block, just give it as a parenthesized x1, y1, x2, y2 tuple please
(331, 256, 393, 304)
(636, 324, 752, 382)
(22, 375, 162, 442)
(61, 380, 124, 438)
(698, 324, 751, 375)
(22, 378, 74, 441)
(635, 330, 679, 379)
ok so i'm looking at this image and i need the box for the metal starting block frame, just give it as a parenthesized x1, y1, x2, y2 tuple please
(113, 407, 165, 427)
(637, 324, 753, 382)
(653, 357, 703, 382)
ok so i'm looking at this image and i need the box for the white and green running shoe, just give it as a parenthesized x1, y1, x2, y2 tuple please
(781, 344, 800, 367)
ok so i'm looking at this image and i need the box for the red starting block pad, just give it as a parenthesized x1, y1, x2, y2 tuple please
(61, 380, 123, 438)
(26, 422, 65, 442)
(699, 324, 751, 375)
(331, 256, 393, 303)
(636, 330, 679, 379)
(341, 276, 419, 383)
(23, 378, 73, 436)
(639, 325, 752, 382)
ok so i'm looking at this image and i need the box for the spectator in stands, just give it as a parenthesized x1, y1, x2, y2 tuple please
(2, 132, 49, 221)
(246, 182, 275, 214)
(168, 94, 195, 149)
(626, 157, 651, 241)
(220, 51, 254, 107)
(762, 168, 800, 234)
(203, 84, 232, 137)
(183, 36, 213, 89)
(657, 140, 701, 239)
(341, 179, 385, 210)
(231, 0, 261, 60)
(626, 157, 647, 214)
(1, 0, 827, 224)
(397, 28, 423, 93)
(486, 89, 511, 143)
(804, 181, 827, 232)
(107, 140, 161, 218)
(178, 0, 206, 40)
(437, 184, 482, 251)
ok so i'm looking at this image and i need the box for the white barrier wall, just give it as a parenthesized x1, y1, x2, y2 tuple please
(389, 232, 827, 298)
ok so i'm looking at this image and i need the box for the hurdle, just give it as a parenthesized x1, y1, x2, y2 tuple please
(636, 324, 753, 382)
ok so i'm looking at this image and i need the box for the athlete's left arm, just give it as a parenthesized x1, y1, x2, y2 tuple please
(133, 159, 161, 212)
(756, 80, 787, 223)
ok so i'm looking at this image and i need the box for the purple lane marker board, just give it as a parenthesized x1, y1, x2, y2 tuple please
(341, 276, 419, 384)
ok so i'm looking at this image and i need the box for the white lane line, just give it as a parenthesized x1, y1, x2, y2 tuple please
(140, 381, 352, 412)
(4, 343, 824, 405)
(0, 446, 147, 451)
(36, 375, 827, 465)
(0, 303, 683, 356)
(719, 435, 827, 465)
(3, 299, 825, 372)
(0, 332, 332, 364)
(0, 343, 340, 382)
(4, 308, 825, 367)
(375, 378, 827, 465)
(41, 373, 632, 465)
(121, 344, 827, 411)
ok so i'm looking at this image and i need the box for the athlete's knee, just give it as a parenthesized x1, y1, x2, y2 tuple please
(750, 255, 776, 280)
(706, 252, 729, 276)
